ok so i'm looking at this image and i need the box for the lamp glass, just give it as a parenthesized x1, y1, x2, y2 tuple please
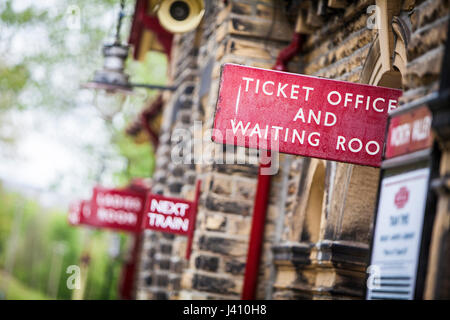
(93, 88, 127, 121)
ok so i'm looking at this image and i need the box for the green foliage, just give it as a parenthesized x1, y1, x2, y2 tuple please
(0, 63, 29, 93)
(128, 51, 169, 86)
(0, 1, 165, 185)
(0, 1, 47, 25)
(0, 0, 130, 113)
(110, 51, 168, 186)
(0, 185, 127, 300)
(112, 132, 155, 187)
(0, 271, 50, 300)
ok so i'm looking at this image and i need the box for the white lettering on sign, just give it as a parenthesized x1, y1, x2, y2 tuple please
(242, 77, 315, 101)
(97, 208, 137, 225)
(336, 136, 380, 155)
(412, 116, 431, 142)
(96, 193, 142, 211)
(293, 108, 337, 127)
(150, 199, 190, 216)
(147, 213, 189, 232)
(230, 120, 322, 147)
(390, 115, 431, 148)
(213, 64, 403, 167)
(391, 123, 411, 147)
(326, 90, 398, 112)
(146, 198, 191, 233)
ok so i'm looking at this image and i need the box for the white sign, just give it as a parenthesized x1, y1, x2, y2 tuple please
(367, 168, 430, 300)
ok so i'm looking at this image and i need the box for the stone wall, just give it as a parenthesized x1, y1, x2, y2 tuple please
(272, 0, 449, 300)
(179, 0, 298, 299)
(136, 27, 201, 300)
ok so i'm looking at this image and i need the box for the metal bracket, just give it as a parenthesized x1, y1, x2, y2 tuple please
(431, 174, 450, 196)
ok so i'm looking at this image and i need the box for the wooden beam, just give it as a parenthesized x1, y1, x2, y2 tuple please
(376, 0, 402, 73)
(295, 9, 314, 34)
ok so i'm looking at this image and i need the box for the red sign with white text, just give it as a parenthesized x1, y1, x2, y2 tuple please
(212, 64, 403, 167)
(89, 186, 147, 233)
(68, 200, 91, 226)
(68, 200, 83, 226)
(385, 106, 433, 159)
(142, 194, 194, 236)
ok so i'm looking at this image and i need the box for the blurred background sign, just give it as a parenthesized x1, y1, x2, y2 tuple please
(88, 186, 147, 233)
(142, 193, 194, 235)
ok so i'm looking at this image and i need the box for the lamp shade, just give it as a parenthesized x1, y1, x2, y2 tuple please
(92, 88, 128, 122)
(82, 43, 134, 120)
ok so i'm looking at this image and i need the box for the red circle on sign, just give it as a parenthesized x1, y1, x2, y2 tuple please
(394, 186, 409, 209)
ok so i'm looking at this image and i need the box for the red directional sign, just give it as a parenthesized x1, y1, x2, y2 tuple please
(68, 200, 83, 226)
(68, 200, 91, 226)
(88, 186, 147, 233)
(212, 64, 403, 167)
(385, 106, 433, 159)
(142, 193, 194, 236)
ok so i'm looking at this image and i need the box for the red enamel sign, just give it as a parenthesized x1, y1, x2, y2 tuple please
(68, 200, 83, 226)
(89, 186, 147, 233)
(212, 64, 403, 167)
(68, 200, 91, 226)
(142, 193, 194, 236)
(385, 106, 433, 159)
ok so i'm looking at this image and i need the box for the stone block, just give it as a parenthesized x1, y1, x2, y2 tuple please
(192, 273, 242, 295)
(224, 257, 247, 275)
(408, 16, 448, 61)
(235, 178, 257, 200)
(195, 254, 220, 272)
(227, 15, 293, 42)
(213, 163, 259, 177)
(211, 174, 233, 196)
(410, 0, 449, 32)
(226, 215, 252, 236)
(156, 273, 169, 287)
(205, 213, 227, 232)
(205, 194, 252, 215)
(198, 234, 248, 257)
(404, 45, 444, 89)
